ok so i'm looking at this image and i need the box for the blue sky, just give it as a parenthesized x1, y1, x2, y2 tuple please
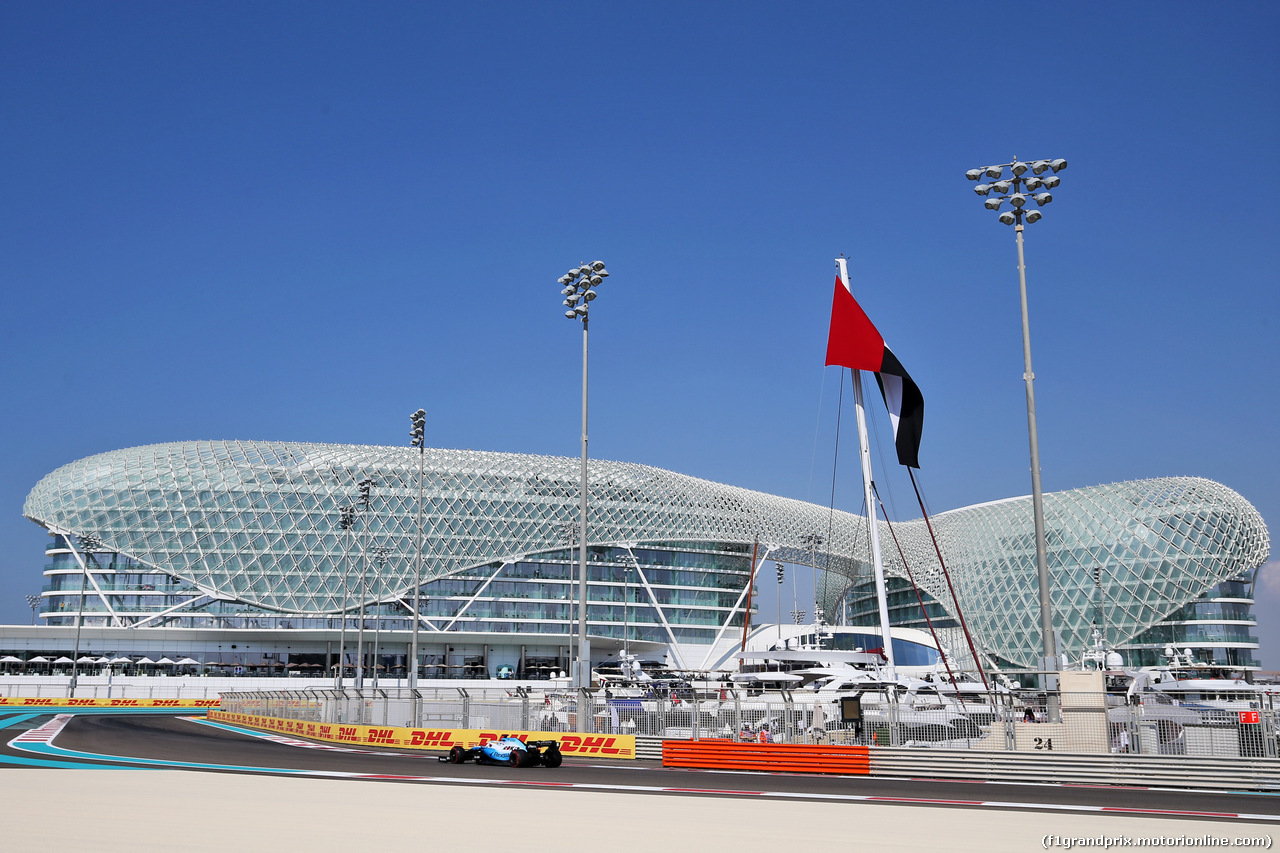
(1, 3, 1276, 661)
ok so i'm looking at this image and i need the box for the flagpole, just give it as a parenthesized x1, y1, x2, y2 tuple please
(836, 258, 896, 683)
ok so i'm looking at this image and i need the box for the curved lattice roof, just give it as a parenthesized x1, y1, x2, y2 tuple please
(819, 477, 1270, 666)
(23, 440, 1269, 666)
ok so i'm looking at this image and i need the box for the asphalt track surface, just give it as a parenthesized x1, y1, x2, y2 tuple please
(5, 714, 1279, 823)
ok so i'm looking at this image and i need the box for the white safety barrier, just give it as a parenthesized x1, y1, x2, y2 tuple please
(866, 746, 1280, 791)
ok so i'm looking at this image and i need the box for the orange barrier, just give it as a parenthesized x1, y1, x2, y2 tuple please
(662, 739, 870, 775)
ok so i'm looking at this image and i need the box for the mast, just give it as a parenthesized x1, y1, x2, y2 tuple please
(836, 258, 896, 680)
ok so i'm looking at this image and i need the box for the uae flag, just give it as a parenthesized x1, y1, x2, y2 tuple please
(825, 276, 925, 468)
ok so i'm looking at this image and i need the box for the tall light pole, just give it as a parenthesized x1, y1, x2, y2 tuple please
(1093, 564, 1108, 653)
(775, 562, 785, 645)
(71, 534, 101, 696)
(371, 546, 391, 688)
(354, 477, 375, 689)
(801, 532, 824, 631)
(558, 259, 609, 705)
(25, 594, 40, 626)
(335, 505, 357, 689)
(558, 522, 578, 676)
(967, 156, 1067, 682)
(409, 408, 426, 689)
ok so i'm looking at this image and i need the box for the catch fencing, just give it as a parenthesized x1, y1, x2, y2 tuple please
(216, 686, 1280, 761)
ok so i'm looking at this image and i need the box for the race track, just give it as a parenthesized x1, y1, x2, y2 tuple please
(4, 713, 1278, 822)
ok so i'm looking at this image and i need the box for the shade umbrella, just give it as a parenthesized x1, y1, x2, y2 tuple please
(176, 658, 200, 666)
(135, 657, 157, 665)
(52, 656, 75, 664)
(156, 657, 177, 665)
(0, 655, 25, 663)
(94, 656, 111, 664)
(26, 656, 50, 663)
(109, 657, 132, 665)
(76, 656, 97, 664)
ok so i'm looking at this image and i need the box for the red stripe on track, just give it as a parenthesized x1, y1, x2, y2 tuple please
(870, 797, 982, 806)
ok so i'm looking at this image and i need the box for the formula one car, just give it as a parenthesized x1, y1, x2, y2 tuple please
(439, 736, 563, 768)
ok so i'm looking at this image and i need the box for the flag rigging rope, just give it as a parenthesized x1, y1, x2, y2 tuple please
(907, 467, 991, 694)
(871, 482, 965, 707)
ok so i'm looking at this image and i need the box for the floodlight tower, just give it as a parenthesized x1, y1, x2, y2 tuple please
(370, 546, 391, 688)
(335, 504, 357, 689)
(557, 260, 609, 712)
(966, 157, 1067, 683)
(70, 534, 102, 696)
(409, 408, 427, 689)
(354, 478, 376, 689)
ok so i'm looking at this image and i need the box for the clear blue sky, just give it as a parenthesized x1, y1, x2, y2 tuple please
(2, 3, 1276, 661)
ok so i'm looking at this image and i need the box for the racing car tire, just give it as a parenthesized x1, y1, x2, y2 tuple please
(447, 746, 468, 764)
(509, 748, 529, 767)
(541, 749, 563, 768)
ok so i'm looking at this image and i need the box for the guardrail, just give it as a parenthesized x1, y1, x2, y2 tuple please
(866, 747, 1280, 791)
(635, 735, 663, 760)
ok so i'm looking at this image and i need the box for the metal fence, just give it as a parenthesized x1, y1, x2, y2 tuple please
(215, 687, 1280, 760)
(0, 675, 334, 700)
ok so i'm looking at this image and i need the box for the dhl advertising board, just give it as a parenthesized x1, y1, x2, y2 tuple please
(0, 697, 220, 708)
(207, 710, 636, 759)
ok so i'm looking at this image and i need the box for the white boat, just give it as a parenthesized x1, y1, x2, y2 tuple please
(1134, 648, 1265, 712)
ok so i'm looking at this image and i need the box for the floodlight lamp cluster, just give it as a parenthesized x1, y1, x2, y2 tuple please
(967, 158, 1066, 225)
(410, 409, 426, 449)
(559, 260, 609, 322)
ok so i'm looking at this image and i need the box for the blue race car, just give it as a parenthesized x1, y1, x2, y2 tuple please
(440, 736, 564, 768)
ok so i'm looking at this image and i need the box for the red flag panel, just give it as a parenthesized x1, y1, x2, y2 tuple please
(824, 277, 885, 371)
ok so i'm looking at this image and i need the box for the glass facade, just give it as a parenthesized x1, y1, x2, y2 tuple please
(21, 441, 1270, 668)
(844, 571, 1263, 670)
(844, 576, 958, 631)
(37, 534, 754, 645)
(1122, 575, 1261, 668)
